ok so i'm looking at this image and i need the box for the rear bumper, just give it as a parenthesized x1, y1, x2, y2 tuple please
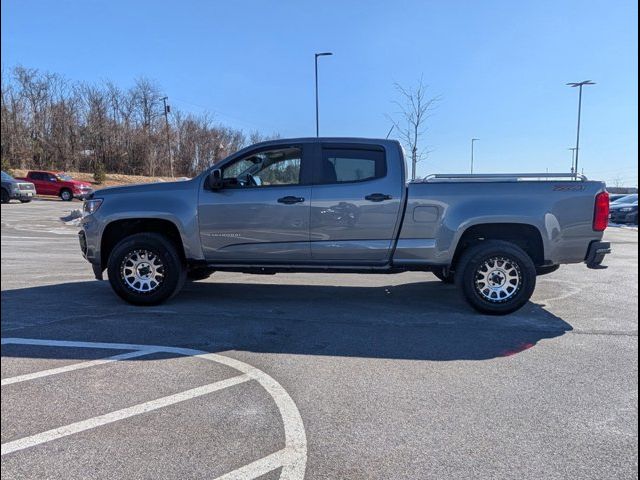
(10, 190, 36, 200)
(585, 241, 611, 269)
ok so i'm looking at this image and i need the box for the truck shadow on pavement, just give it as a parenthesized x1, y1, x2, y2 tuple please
(1, 279, 573, 362)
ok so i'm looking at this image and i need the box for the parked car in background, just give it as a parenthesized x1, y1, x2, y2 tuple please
(609, 194, 638, 224)
(15, 170, 93, 201)
(1, 171, 36, 204)
(609, 193, 630, 203)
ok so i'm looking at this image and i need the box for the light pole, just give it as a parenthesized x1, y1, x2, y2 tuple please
(470, 138, 479, 174)
(315, 52, 333, 137)
(160, 96, 173, 177)
(567, 80, 595, 177)
(568, 147, 578, 174)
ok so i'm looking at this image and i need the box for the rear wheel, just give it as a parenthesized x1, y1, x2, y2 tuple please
(107, 233, 186, 305)
(60, 188, 73, 201)
(456, 240, 536, 315)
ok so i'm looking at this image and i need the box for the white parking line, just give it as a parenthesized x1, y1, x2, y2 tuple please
(1, 338, 308, 479)
(1, 349, 155, 386)
(213, 449, 289, 480)
(1, 235, 70, 240)
(1, 374, 252, 456)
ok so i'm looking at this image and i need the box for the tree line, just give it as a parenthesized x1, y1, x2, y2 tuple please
(1, 66, 276, 179)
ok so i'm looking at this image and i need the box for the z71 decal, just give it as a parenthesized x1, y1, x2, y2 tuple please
(553, 184, 586, 191)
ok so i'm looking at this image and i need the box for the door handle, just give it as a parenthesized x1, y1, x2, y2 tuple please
(277, 196, 305, 205)
(365, 193, 392, 202)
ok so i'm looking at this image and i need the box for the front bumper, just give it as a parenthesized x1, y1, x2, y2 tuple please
(78, 229, 88, 257)
(585, 241, 611, 269)
(74, 190, 93, 200)
(79, 228, 104, 280)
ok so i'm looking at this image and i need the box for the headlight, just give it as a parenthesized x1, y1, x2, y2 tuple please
(83, 199, 103, 215)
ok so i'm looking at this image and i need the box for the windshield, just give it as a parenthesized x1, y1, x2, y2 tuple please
(613, 194, 638, 204)
(1, 171, 13, 181)
(56, 173, 73, 181)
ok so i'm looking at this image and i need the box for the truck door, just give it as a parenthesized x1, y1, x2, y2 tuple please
(198, 144, 312, 263)
(43, 173, 60, 196)
(28, 172, 48, 195)
(310, 143, 404, 264)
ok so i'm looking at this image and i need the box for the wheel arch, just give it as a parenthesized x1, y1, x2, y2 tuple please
(451, 223, 545, 270)
(100, 218, 186, 270)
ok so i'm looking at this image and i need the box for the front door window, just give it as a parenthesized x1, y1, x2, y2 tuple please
(222, 147, 302, 188)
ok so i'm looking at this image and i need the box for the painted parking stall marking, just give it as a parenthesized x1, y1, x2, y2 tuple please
(1, 349, 154, 386)
(1, 338, 307, 480)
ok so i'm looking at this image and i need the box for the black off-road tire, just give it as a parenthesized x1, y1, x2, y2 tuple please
(455, 240, 536, 315)
(60, 188, 73, 201)
(107, 233, 186, 306)
(433, 267, 455, 284)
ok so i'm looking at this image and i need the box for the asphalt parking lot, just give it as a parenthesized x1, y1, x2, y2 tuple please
(1, 199, 638, 479)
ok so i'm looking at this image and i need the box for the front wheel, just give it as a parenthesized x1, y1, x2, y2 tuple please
(456, 240, 536, 315)
(1, 189, 9, 204)
(107, 233, 186, 305)
(60, 189, 73, 201)
(19, 198, 32, 203)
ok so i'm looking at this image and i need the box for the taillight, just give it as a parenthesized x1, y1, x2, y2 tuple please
(593, 191, 609, 231)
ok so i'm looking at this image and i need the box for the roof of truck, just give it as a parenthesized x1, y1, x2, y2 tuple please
(250, 137, 397, 145)
(232, 137, 400, 157)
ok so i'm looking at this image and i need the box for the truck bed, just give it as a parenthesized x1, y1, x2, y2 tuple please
(393, 176, 607, 266)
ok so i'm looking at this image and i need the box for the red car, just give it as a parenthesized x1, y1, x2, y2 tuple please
(16, 171, 93, 201)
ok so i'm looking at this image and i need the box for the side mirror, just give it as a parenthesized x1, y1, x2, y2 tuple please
(208, 169, 223, 190)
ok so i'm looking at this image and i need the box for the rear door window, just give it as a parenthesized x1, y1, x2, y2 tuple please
(315, 148, 386, 184)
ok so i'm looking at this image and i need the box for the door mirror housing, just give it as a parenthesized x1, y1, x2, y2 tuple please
(208, 169, 223, 190)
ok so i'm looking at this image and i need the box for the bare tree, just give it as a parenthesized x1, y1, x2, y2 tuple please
(387, 78, 440, 180)
(0, 66, 274, 178)
(612, 176, 624, 188)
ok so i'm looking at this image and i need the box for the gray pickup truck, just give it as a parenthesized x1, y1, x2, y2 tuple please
(1, 171, 36, 203)
(79, 137, 611, 314)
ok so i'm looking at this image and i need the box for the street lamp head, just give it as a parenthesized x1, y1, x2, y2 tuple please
(315, 52, 333, 57)
(472, 138, 479, 141)
(567, 80, 596, 87)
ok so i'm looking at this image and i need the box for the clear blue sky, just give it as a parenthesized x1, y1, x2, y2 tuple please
(2, 0, 637, 185)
